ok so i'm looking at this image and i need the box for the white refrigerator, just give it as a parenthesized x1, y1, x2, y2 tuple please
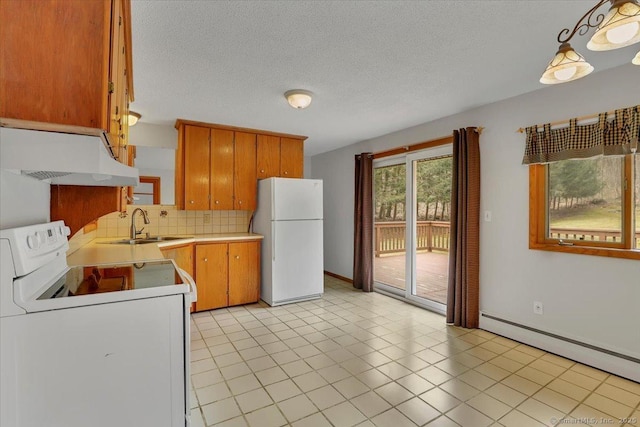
(253, 178, 324, 306)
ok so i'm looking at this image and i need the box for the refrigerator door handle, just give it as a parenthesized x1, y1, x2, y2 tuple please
(272, 222, 276, 261)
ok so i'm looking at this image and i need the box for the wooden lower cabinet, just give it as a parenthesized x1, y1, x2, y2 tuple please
(194, 241, 260, 312)
(195, 243, 228, 311)
(160, 244, 195, 312)
(228, 241, 260, 306)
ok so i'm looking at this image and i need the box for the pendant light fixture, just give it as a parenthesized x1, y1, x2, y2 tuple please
(540, 43, 595, 84)
(541, 0, 640, 84)
(285, 90, 313, 109)
(588, 0, 640, 50)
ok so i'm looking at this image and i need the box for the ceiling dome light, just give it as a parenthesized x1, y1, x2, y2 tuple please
(285, 90, 313, 109)
(540, 43, 594, 84)
(587, 0, 640, 51)
(633, 51, 640, 63)
(128, 111, 141, 126)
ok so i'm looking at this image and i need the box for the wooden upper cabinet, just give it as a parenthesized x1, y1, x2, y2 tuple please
(280, 137, 304, 178)
(108, 0, 122, 144)
(0, 0, 109, 127)
(175, 119, 307, 211)
(210, 129, 235, 210)
(110, 0, 131, 162)
(184, 125, 211, 210)
(257, 135, 281, 179)
(234, 132, 257, 210)
(0, 0, 134, 137)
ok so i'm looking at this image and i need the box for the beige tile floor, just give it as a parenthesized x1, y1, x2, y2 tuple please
(189, 276, 640, 427)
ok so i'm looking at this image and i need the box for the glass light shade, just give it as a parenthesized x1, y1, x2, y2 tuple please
(633, 51, 640, 64)
(285, 90, 313, 109)
(128, 111, 141, 126)
(540, 43, 594, 84)
(587, 1, 640, 51)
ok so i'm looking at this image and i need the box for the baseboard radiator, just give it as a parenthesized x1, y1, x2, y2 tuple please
(479, 312, 640, 383)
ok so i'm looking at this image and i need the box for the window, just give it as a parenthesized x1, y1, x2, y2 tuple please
(529, 154, 639, 260)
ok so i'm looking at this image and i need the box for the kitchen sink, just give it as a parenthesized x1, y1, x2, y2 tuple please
(102, 236, 193, 245)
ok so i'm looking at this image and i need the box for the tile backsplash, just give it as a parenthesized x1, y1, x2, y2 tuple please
(67, 205, 253, 254)
(97, 205, 252, 237)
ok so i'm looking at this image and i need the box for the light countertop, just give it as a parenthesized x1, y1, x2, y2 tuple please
(67, 233, 263, 266)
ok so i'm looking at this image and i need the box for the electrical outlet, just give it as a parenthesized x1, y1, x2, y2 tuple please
(533, 301, 544, 315)
(203, 213, 211, 224)
(484, 210, 492, 222)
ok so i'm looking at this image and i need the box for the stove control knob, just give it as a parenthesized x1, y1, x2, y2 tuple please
(36, 231, 46, 244)
(27, 234, 39, 250)
(59, 226, 71, 237)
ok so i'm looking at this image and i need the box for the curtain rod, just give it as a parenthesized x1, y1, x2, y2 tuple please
(517, 110, 615, 133)
(373, 127, 483, 159)
(373, 135, 452, 159)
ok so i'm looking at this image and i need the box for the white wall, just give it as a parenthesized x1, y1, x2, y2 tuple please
(304, 156, 312, 178)
(133, 146, 176, 205)
(129, 122, 177, 149)
(310, 64, 640, 379)
(129, 123, 177, 205)
(0, 171, 50, 229)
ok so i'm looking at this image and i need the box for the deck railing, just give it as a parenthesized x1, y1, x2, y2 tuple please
(374, 222, 640, 256)
(549, 227, 640, 247)
(375, 221, 450, 256)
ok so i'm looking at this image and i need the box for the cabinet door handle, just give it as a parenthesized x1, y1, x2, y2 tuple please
(260, 169, 265, 173)
(238, 200, 242, 205)
(215, 200, 219, 204)
(283, 171, 288, 175)
(190, 200, 195, 204)
(235, 255, 240, 259)
(203, 258, 208, 262)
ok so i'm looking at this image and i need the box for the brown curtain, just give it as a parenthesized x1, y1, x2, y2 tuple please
(353, 153, 373, 292)
(447, 128, 480, 328)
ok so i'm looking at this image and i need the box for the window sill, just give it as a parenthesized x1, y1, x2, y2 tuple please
(529, 243, 640, 261)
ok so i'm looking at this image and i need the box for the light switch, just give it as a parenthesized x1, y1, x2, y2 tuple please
(484, 211, 492, 222)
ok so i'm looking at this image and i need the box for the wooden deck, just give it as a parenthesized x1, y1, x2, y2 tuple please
(374, 251, 449, 304)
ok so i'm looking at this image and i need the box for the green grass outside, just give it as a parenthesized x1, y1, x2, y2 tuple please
(549, 203, 640, 231)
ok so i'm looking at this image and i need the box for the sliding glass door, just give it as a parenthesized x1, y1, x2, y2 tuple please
(373, 161, 407, 293)
(373, 145, 452, 312)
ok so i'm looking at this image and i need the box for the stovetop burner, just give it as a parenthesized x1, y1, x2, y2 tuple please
(38, 260, 183, 300)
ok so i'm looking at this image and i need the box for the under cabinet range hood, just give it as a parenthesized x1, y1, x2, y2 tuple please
(0, 119, 139, 187)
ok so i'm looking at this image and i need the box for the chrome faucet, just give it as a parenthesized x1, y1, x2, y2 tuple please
(130, 208, 151, 239)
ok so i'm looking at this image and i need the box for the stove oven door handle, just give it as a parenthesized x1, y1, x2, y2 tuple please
(178, 268, 197, 303)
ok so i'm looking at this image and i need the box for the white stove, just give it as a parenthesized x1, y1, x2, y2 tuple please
(0, 221, 196, 427)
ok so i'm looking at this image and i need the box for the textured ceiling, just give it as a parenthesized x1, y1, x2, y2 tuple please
(130, 1, 637, 156)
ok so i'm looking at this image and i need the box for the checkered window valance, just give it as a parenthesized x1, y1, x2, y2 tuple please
(522, 106, 639, 165)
